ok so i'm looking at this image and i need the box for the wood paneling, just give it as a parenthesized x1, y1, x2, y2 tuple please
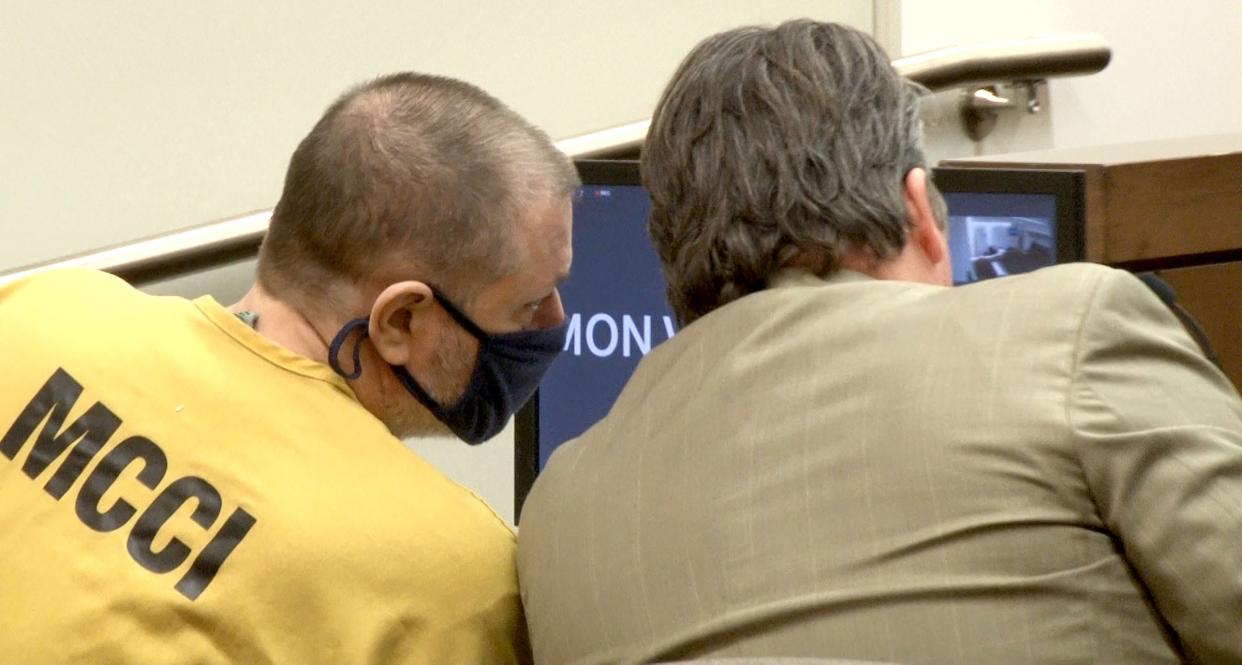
(1159, 262, 1242, 391)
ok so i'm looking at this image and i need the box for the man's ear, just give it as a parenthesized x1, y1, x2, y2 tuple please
(904, 167, 948, 267)
(368, 281, 436, 366)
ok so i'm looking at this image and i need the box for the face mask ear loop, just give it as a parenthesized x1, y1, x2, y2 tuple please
(428, 287, 492, 343)
(328, 318, 371, 380)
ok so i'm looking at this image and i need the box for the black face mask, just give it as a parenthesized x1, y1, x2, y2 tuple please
(327, 288, 566, 445)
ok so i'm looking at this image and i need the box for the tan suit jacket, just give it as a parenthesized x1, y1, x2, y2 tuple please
(518, 264, 1242, 665)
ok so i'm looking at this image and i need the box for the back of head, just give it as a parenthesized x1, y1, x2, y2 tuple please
(260, 73, 578, 310)
(643, 20, 928, 324)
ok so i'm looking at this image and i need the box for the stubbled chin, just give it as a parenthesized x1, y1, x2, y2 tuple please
(388, 417, 453, 441)
(380, 392, 454, 441)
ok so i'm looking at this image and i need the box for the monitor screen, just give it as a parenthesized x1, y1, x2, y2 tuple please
(515, 163, 1085, 515)
(536, 169, 674, 468)
(944, 192, 1057, 285)
(514, 161, 675, 512)
(933, 167, 1084, 286)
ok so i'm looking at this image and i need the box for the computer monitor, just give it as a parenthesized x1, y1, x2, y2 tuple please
(514, 162, 1085, 517)
(932, 167, 1085, 285)
(514, 160, 673, 516)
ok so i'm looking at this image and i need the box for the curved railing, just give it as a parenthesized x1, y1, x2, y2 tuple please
(0, 34, 1110, 287)
(554, 33, 1109, 159)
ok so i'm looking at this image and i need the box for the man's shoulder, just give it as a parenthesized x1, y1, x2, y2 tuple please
(1011, 261, 1112, 281)
(1, 267, 133, 296)
(0, 269, 166, 343)
(0, 268, 152, 322)
(346, 447, 520, 607)
(244, 433, 517, 590)
(371, 443, 518, 542)
(945, 263, 1141, 316)
(962, 262, 1118, 295)
(716, 264, 1128, 320)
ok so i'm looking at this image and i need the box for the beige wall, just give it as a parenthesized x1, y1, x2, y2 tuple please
(1, 1, 873, 524)
(1, 1, 871, 270)
(898, 0, 1242, 163)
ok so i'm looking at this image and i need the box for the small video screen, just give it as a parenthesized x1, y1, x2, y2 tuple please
(944, 192, 1057, 286)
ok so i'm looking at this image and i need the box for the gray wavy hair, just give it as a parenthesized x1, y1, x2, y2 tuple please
(643, 19, 930, 324)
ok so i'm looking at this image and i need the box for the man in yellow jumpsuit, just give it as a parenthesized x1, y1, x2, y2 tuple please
(0, 72, 576, 664)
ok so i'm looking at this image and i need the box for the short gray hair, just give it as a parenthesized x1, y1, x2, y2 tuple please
(643, 20, 928, 324)
(259, 72, 579, 307)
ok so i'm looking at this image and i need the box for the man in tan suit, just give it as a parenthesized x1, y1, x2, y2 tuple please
(517, 19, 1242, 665)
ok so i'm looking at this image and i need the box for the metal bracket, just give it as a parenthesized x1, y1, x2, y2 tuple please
(961, 79, 1045, 141)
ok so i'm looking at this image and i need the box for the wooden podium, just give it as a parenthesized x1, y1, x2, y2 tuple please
(942, 135, 1242, 390)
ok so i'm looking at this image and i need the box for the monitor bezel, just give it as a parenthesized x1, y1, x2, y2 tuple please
(514, 159, 643, 521)
(931, 166, 1086, 269)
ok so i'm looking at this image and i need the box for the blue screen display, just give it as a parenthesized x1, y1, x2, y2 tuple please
(536, 184, 676, 468)
(944, 192, 1057, 286)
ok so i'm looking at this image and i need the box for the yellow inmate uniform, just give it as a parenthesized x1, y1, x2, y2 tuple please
(0, 269, 529, 665)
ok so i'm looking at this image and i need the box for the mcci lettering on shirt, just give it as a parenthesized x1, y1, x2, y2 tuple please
(0, 367, 256, 601)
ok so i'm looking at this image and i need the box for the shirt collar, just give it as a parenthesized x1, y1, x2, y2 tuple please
(767, 267, 875, 290)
